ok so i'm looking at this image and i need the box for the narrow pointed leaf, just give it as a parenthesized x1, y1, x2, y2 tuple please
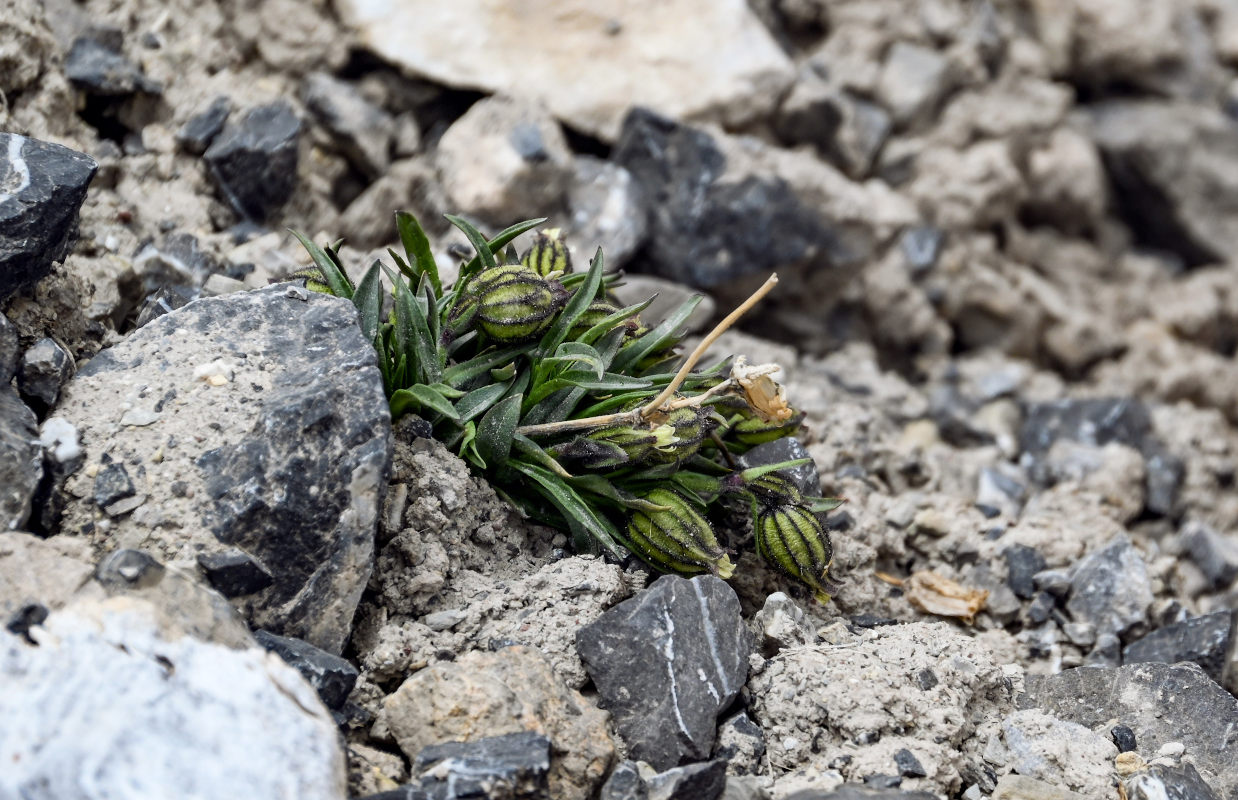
(396, 211, 442, 294)
(512, 434, 574, 478)
(538, 247, 605, 356)
(610, 294, 704, 374)
(290, 230, 353, 299)
(509, 460, 624, 557)
(441, 345, 531, 387)
(352, 260, 384, 344)
(476, 394, 521, 469)
(385, 265, 439, 384)
(390, 384, 461, 421)
(445, 214, 496, 272)
(455, 381, 511, 422)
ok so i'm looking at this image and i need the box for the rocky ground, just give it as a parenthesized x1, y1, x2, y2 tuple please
(4, 0, 1238, 798)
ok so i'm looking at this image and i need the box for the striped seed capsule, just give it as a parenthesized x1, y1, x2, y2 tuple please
(755, 504, 833, 602)
(467, 263, 564, 342)
(643, 404, 710, 465)
(520, 228, 572, 278)
(550, 422, 676, 470)
(626, 488, 735, 578)
(569, 301, 632, 338)
(744, 472, 804, 508)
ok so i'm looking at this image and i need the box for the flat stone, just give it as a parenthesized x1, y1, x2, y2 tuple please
(0, 596, 345, 800)
(1122, 610, 1235, 686)
(196, 549, 275, 597)
(57, 285, 390, 654)
(1066, 534, 1152, 640)
(204, 101, 301, 223)
(600, 761, 647, 800)
(1004, 545, 1046, 600)
(1179, 520, 1238, 591)
(176, 95, 232, 155)
(1125, 763, 1221, 800)
(775, 74, 890, 179)
(254, 629, 359, 710)
(406, 731, 551, 799)
(303, 72, 393, 179)
(1021, 662, 1238, 798)
(576, 575, 751, 771)
(784, 787, 938, 799)
(991, 775, 1088, 800)
(644, 760, 727, 800)
(712, 711, 765, 774)
(0, 133, 98, 300)
(335, 0, 793, 142)
(17, 337, 74, 413)
(0, 387, 41, 531)
(64, 33, 160, 96)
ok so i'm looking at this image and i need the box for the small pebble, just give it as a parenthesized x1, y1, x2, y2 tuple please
(1111, 724, 1137, 753)
(1157, 741, 1185, 759)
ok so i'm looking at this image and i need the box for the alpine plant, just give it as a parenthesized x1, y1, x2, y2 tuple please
(292, 212, 844, 601)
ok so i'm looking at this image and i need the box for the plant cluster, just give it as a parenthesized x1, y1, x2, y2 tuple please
(292, 213, 841, 601)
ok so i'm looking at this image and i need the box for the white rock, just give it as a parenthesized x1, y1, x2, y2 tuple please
(335, 0, 794, 141)
(0, 597, 347, 800)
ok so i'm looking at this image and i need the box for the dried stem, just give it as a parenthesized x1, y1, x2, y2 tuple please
(640, 274, 779, 417)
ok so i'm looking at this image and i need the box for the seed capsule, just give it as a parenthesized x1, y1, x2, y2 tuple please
(520, 228, 572, 278)
(569, 301, 633, 338)
(550, 422, 677, 470)
(626, 489, 734, 578)
(465, 263, 564, 342)
(744, 472, 804, 508)
(643, 404, 710, 465)
(755, 504, 833, 602)
(730, 407, 804, 446)
(288, 267, 332, 294)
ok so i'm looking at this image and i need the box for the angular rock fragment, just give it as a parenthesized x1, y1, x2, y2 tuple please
(1066, 534, 1152, 641)
(16, 336, 73, 413)
(0, 314, 18, 384)
(1122, 610, 1235, 686)
(176, 95, 232, 155)
(254, 629, 359, 710)
(197, 549, 275, 598)
(1125, 763, 1221, 800)
(64, 33, 160, 96)
(0, 387, 41, 531)
(576, 575, 751, 771)
(644, 760, 727, 800)
(0, 133, 98, 300)
(204, 101, 301, 222)
(303, 72, 393, 179)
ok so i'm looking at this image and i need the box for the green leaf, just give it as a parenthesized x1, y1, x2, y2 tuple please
(458, 421, 484, 468)
(538, 247, 605, 356)
(519, 386, 584, 427)
(455, 381, 511, 423)
(385, 265, 440, 385)
(426, 382, 466, 400)
(524, 371, 652, 409)
(441, 345, 531, 387)
(610, 294, 704, 374)
(460, 218, 547, 277)
(578, 297, 653, 346)
(445, 214, 497, 272)
(352, 260, 384, 344)
(669, 471, 723, 499)
(476, 394, 521, 469)
(396, 211, 442, 295)
(509, 460, 625, 557)
(387, 248, 416, 282)
(489, 363, 518, 382)
(738, 458, 813, 482)
(568, 474, 671, 513)
(539, 342, 605, 380)
(290, 230, 353, 300)
(390, 384, 461, 422)
(512, 434, 574, 478)
(807, 497, 847, 514)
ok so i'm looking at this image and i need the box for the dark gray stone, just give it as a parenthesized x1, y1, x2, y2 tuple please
(204, 101, 301, 223)
(134, 284, 198, 329)
(1026, 591, 1055, 624)
(1144, 447, 1184, 517)
(6, 602, 48, 643)
(1066, 534, 1152, 640)
(893, 749, 927, 779)
(613, 108, 866, 290)
(253, 629, 359, 710)
(785, 787, 938, 799)
(900, 226, 943, 274)
(132, 232, 221, 291)
(914, 668, 938, 690)
(0, 314, 18, 384)
(576, 574, 752, 771)
(1003, 545, 1046, 600)
(712, 711, 765, 774)
(775, 79, 890, 178)
(303, 73, 393, 178)
(0, 386, 40, 531)
(413, 731, 551, 800)
(1111, 724, 1137, 753)
(1033, 568, 1072, 597)
(600, 761, 647, 800)
(1179, 520, 1238, 591)
(1021, 662, 1238, 798)
(1126, 763, 1221, 800)
(95, 548, 165, 589)
(644, 760, 727, 800)
(64, 34, 160, 96)
(508, 123, 549, 162)
(16, 337, 73, 413)
(93, 458, 135, 508)
(197, 549, 274, 598)
(861, 776, 902, 789)
(0, 133, 98, 300)
(737, 437, 821, 498)
(176, 95, 231, 155)
(1123, 610, 1235, 686)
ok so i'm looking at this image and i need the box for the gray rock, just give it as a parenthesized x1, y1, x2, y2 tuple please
(134, 284, 198, 329)
(303, 72, 394, 179)
(785, 787, 938, 799)
(1125, 763, 1221, 800)
(204, 101, 302, 223)
(645, 760, 727, 800)
(978, 466, 1027, 519)
(1066, 534, 1153, 640)
(775, 75, 891, 178)
(752, 591, 813, 655)
(1122, 610, 1235, 686)
(0, 314, 18, 384)
(877, 42, 951, 126)
(613, 108, 865, 290)
(1021, 662, 1238, 798)
(254, 629, 359, 710)
(0, 596, 346, 800)
(900, 226, 944, 274)
(176, 95, 232, 155)
(1111, 725, 1137, 753)
(0, 133, 98, 300)
(404, 732, 551, 800)
(1143, 447, 1184, 517)
(1179, 520, 1238, 591)
(17, 337, 73, 413)
(56, 285, 390, 654)
(64, 33, 160, 96)
(0, 387, 41, 531)
(712, 711, 765, 774)
(568, 157, 648, 271)
(737, 437, 821, 499)
(600, 761, 648, 800)
(196, 549, 274, 597)
(576, 575, 752, 771)
(893, 749, 927, 779)
(132, 232, 222, 292)
(1089, 101, 1238, 268)
(1004, 545, 1046, 600)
